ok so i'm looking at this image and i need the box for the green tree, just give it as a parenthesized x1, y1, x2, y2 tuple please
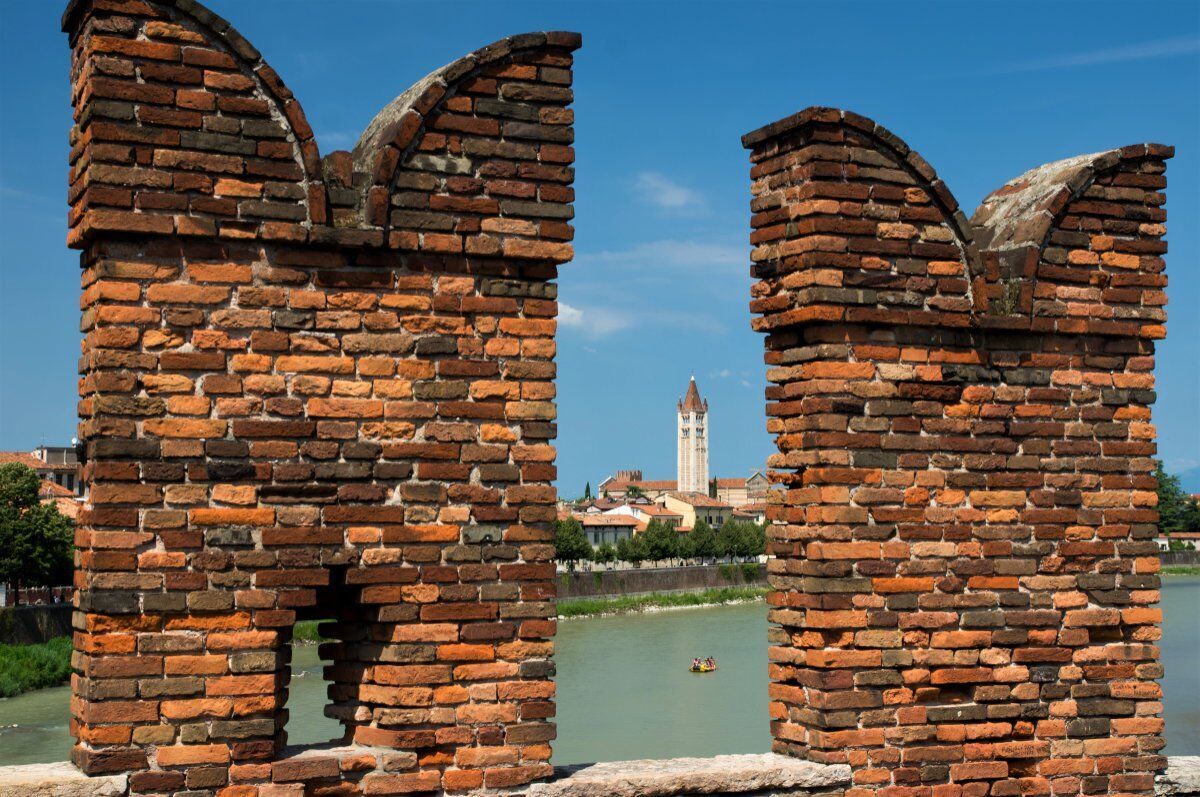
(746, 522, 767, 558)
(593, 541, 617, 565)
(716, 519, 744, 562)
(0, 463, 75, 604)
(583, 481, 592, 500)
(1155, 460, 1200, 535)
(626, 485, 644, 499)
(554, 517, 591, 571)
(642, 520, 678, 565)
(616, 534, 648, 567)
(689, 519, 718, 562)
(676, 530, 697, 562)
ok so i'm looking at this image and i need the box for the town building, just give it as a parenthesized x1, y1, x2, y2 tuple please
(578, 514, 639, 547)
(0, 445, 84, 496)
(604, 501, 684, 530)
(732, 502, 767, 525)
(661, 491, 733, 530)
(595, 471, 676, 502)
(715, 473, 769, 506)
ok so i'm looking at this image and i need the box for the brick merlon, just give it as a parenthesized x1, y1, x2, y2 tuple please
(743, 106, 1172, 295)
(971, 144, 1174, 255)
(352, 31, 583, 187)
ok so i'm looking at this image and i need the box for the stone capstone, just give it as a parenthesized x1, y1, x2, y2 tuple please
(0, 763, 125, 797)
(527, 754, 852, 797)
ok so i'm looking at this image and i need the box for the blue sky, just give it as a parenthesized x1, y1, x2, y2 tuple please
(1, 1, 1198, 492)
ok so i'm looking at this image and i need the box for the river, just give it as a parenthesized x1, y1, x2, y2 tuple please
(1, 576, 1197, 766)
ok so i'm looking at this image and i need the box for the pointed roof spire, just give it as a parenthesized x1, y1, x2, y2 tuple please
(680, 375, 706, 413)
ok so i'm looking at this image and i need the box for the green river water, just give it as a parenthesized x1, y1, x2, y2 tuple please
(1, 577, 1197, 766)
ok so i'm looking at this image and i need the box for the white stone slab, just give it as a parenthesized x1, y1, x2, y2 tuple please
(0, 762, 125, 797)
(527, 753, 851, 797)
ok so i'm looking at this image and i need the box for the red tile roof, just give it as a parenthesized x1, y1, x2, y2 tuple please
(0, 451, 47, 469)
(39, 480, 76, 498)
(714, 478, 750, 489)
(602, 478, 676, 493)
(579, 514, 640, 527)
(49, 497, 80, 520)
(631, 504, 682, 518)
(668, 491, 731, 508)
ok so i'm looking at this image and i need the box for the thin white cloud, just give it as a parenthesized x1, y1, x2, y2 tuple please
(317, 130, 358, 149)
(558, 301, 634, 339)
(710, 368, 732, 379)
(574, 239, 745, 273)
(633, 172, 705, 212)
(0, 185, 56, 205)
(991, 36, 1200, 74)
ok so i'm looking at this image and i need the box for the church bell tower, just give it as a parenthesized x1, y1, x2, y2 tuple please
(677, 376, 709, 493)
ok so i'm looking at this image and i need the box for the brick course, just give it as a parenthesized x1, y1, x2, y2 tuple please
(745, 107, 1171, 797)
(64, 0, 576, 793)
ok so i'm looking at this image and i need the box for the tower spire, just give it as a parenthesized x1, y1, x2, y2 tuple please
(681, 375, 706, 414)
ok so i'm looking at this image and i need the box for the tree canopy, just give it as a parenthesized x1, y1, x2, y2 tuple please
(642, 520, 679, 563)
(554, 517, 591, 570)
(1156, 460, 1200, 535)
(689, 520, 719, 561)
(0, 463, 75, 603)
(616, 534, 649, 566)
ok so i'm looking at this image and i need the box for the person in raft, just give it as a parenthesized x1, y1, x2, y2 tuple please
(692, 658, 702, 670)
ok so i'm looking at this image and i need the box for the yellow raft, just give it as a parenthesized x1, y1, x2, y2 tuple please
(690, 663, 717, 673)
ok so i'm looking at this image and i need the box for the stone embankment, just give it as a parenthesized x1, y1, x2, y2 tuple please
(558, 563, 767, 600)
(2, 754, 1197, 797)
(0, 603, 72, 645)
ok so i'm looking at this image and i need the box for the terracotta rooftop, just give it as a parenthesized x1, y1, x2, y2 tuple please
(0, 451, 48, 469)
(667, 491, 732, 509)
(39, 480, 76, 498)
(49, 497, 80, 520)
(628, 504, 683, 518)
(601, 478, 676, 493)
(578, 514, 640, 527)
(714, 477, 759, 489)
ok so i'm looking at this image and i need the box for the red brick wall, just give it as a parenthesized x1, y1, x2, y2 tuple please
(64, 0, 576, 792)
(746, 108, 1171, 797)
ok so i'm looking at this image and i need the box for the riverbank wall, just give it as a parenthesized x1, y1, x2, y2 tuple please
(0, 604, 71, 645)
(1163, 550, 1200, 566)
(2, 754, 1197, 797)
(558, 563, 767, 600)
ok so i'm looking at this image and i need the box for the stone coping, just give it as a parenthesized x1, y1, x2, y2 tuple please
(528, 754, 851, 796)
(0, 755, 1196, 796)
(0, 761, 125, 797)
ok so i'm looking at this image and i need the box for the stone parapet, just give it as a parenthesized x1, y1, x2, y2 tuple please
(4, 756, 1199, 797)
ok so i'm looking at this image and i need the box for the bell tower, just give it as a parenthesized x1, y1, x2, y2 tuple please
(676, 376, 709, 493)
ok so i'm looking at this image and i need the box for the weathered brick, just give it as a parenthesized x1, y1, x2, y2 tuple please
(745, 107, 1170, 795)
(68, 3, 578, 790)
